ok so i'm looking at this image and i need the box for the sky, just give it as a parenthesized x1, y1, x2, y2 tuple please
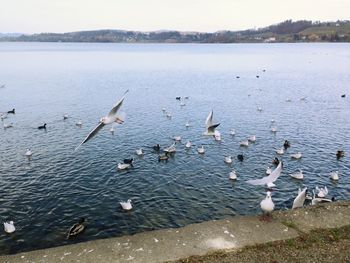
(1, 0, 349, 33)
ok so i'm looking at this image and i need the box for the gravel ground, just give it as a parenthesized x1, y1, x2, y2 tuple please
(170, 225, 350, 263)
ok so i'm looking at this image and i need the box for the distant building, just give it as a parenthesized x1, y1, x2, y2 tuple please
(264, 37, 276, 43)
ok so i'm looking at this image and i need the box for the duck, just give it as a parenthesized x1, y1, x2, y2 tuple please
(38, 123, 47, 129)
(315, 186, 328, 198)
(229, 129, 236, 135)
(276, 148, 284, 155)
(272, 157, 280, 166)
(225, 156, 233, 164)
(185, 141, 192, 148)
(63, 114, 69, 120)
(67, 218, 85, 239)
(240, 140, 249, 147)
(117, 163, 131, 170)
(135, 149, 143, 156)
(153, 144, 160, 151)
(291, 152, 302, 159)
(248, 135, 256, 142)
(256, 75, 260, 78)
(236, 76, 240, 79)
(266, 167, 272, 175)
(3, 123, 13, 129)
(175, 97, 181, 100)
(7, 109, 15, 114)
(174, 136, 182, 142)
(330, 171, 339, 181)
(120, 199, 132, 211)
(260, 191, 274, 220)
(75, 120, 82, 127)
(123, 158, 134, 165)
(3, 221, 15, 234)
(25, 148, 33, 159)
(290, 170, 304, 180)
(237, 154, 244, 162)
(336, 150, 344, 159)
(270, 127, 277, 133)
(158, 152, 169, 161)
(197, 145, 205, 154)
(283, 140, 291, 149)
(341, 94, 346, 98)
(229, 170, 237, 180)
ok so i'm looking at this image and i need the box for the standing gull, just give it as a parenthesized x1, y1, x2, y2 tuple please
(75, 90, 128, 150)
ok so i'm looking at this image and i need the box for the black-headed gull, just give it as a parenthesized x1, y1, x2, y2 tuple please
(75, 90, 128, 150)
(292, 187, 307, 209)
(203, 110, 220, 136)
(246, 162, 283, 188)
(3, 221, 15, 233)
(120, 199, 132, 210)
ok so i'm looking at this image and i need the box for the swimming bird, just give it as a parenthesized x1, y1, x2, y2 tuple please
(117, 163, 131, 170)
(256, 75, 260, 78)
(7, 109, 15, 114)
(185, 121, 190, 128)
(123, 158, 134, 165)
(214, 130, 221, 141)
(63, 114, 69, 120)
(38, 123, 46, 130)
(336, 150, 344, 159)
(246, 162, 283, 188)
(120, 199, 132, 211)
(229, 170, 237, 180)
(75, 90, 128, 150)
(291, 152, 302, 159)
(311, 190, 335, 205)
(260, 191, 274, 221)
(237, 154, 244, 162)
(225, 156, 233, 164)
(276, 148, 284, 155)
(292, 187, 307, 209)
(153, 144, 160, 151)
(300, 97, 307, 101)
(180, 101, 186, 107)
(197, 145, 205, 154)
(3, 221, 15, 234)
(175, 97, 181, 100)
(0, 113, 8, 121)
(330, 171, 339, 181)
(341, 94, 346, 98)
(283, 140, 291, 149)
(67, 218, 85, 239)
(229, 129, 235, 135)
(76, 120, 83, 127)
(270, 127, 277, 133)
(174, 136, 182, 142)
(315, 186, 328, 198)
(164, 142, 176, 153)
(3, 123, 13, 129)
(166, 112, 172, 118)
(25, 148, 32, 159)
(257, 107, 263, 112)
(109, 125, 115, 134)
(272, 157, 280, 166)
(248, 135, 256, 142)
(266, 167, 272, 175)
(240, 140, 249, 147)
(203, 110, 220, 136)
(290, 170, 304, 180)
(185, 141, 192, 148)
(158, 152, 169, 161)
(286, 98, 292, 102)
(135, 149, 143, 156)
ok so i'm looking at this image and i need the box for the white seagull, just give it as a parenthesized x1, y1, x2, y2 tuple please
(229, 129, 236, 135)
(240, 140, 249, 147)
(248, 135, 256, 142)
(315, 186, 328, 198)
(260, 191, 275, 216)
(164, 142, 176, 153)
(290, 170, 304, 180)
(246, 162, 283, 188)
(75, 90, 128, 150)
(276, 148, 284, 155)
(203, 110, 220, 136)
(3, 221, 15, 233)
(135, 149, 143, 156)
(330, 171, 339, 181)
(25, 148, 33, 159)
(197, 145, 205, 154)
(117, 163, 131, 170)
(292, 187, 307, 209)
(229, 170, 237, 180)
(185, 141, 192, 148)
(120, 199, 132, 211)
(266, 167, 272, 175)
(214, 130, 221, 141)
(225, 156, 233, 164)
(291, 152, 302, 159)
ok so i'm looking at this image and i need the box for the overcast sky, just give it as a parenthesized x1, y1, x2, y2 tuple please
(1, 0, 349, 33)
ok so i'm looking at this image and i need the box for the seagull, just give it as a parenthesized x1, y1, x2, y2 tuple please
(214, 130, 221, 141)
(120, 199, 132, 211)
(271, 127, 277, 133)
(257, 107, 263, 112)
(260, 191, 275, 221)
(286, 98, 292, 102)
(3, 123, 13, 129)
(25, 148, 33, 160)
(276, 148, 284, 155)
(330, 171, 339, 181)
(76, 120, 83, 127)
(240, 140, 249, 147)
(290, 170, 304, 180)
(117, 163, 131, 170)
(166, 112, 172, 119)
(225, 156, 233, 164)
(248, 135, 256, 142)
(63, 114, 69, 120)
(135, 149, 143, 156)
(185, 141, 192, 148)
(229, 170, 237, 180)
(197, 145, 205, 154)
(164, 142, 176, 153)
(75, 90, 128, 150)
(229, 129, 235, 135)
(292, 187, 307, 209)
(203, 110, 220, 136)
(3, 221, 15, 233)
(185, 121, 190, 128)
(315, 186, 328, 198)
(174, 136, 182, 142)
(246, 162, 283, 188)
(311, 190, 334, 205)
(110, 125, 115, 134)
(291, 152, 302, 159)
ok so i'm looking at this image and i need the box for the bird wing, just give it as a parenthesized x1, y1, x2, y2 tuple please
(205, 110, 213, 128)
(246, 162, 282, 186)
(107, 90, 129, 118)
(208, 123, 220, 133)
(292, 187, 307, 209)
(75, 122, 105, 151)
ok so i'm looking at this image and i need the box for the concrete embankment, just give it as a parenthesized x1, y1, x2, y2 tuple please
(1, 201, 350, 263)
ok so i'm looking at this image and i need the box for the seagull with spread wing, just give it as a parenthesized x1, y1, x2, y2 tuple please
(75, 90, 128, 150)
(246, 162, 283, 188)
(203, 110, 220, 135)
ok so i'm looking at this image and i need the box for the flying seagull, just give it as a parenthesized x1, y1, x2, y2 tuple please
(246, 162, 283, 188)
(203, 110, 220, 135)
(75, 90, 128, 150)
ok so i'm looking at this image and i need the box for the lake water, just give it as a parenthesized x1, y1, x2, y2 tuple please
(0, 42, 349, 254)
